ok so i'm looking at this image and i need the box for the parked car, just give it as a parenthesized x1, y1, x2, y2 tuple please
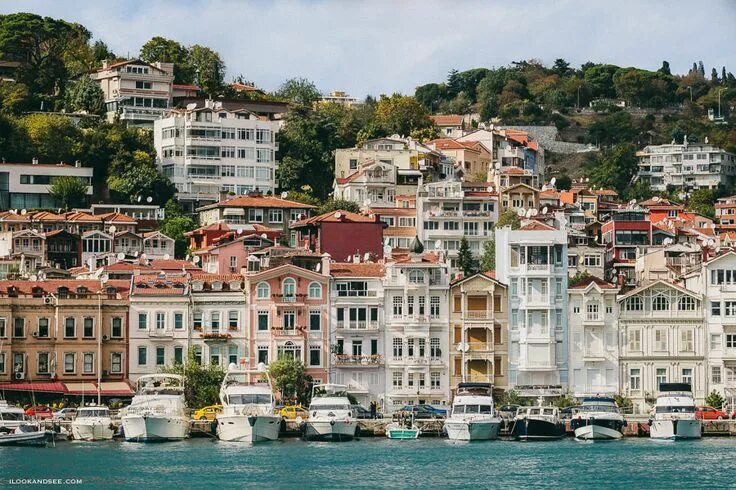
(695, 406, 728, 420)
(351, 405, 381, 419)
(397, 404, 447, 419)
(193, 405, 222, 421)
(52, 408, 77, 420)
(280, 404, 309, 420)
(25, 405, 54, 419)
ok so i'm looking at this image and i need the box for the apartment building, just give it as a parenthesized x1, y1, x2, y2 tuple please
(290, 210, 387, 261)
(637, 142, 736, 192)
(383, 248, 450, 411)
(329, 262, 386, 407)
(430, 115, 465, 139)
(716, 195, 736, 232)
(372, 207, 418, 251)
(333, 160, 398, 208)
(449, 272, 508, 393)
(567, 276, 619, 397)
(0, 162, 93, 210)
(602, 209, 652, 285)
(426, 139, 491, 179)
(495, 221, 569, 397)
(154, 102, 280, 210)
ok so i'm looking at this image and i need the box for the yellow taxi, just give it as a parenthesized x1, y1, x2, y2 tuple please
(279, 404, 309, 420)
(193, 405, 222, 421)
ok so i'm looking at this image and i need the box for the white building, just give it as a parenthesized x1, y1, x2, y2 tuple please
(617, 280, 706, 413)
(637, 141, 736, 192)
(567, 276, 619, 397)
(154, 100, 280, 211)
(495, 220, 568, 397)
(329, 262, 386, 407)
(383, 246, 450, 412)
(333, 160, 397, 208)
(0, 161, 93, 210)
(320, 91, 359, 107)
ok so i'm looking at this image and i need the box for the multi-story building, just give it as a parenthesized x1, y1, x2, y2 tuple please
(426, 139, 491, 179)
(430, 115, 465, 139)
(715, 195, 736, 232)
(416, 181, 497, 269)
(602, 209, 652, 285)
(91, 59, 174, 127)
(567, 276, 619, 397)
(383, 246, 450, 411)
(154, 101, 280, 210)
(637, 142, 736, 192)
(329, 262, 386, 407)
(333, 160, 398, 208)
(457, 127, 545, 178)
(567, 230, 605, 279)
(495, 221, 568, 397)
(291, 210, 387, 261)
(372, 207, 418, 251)
(617, 280, 706, 413)
(0, 280, 131, 398)
(320, 91, 359, 107)
(0, 161, 93, 210)
(499, 183, 539, 215)
(449, 272, 508, 394)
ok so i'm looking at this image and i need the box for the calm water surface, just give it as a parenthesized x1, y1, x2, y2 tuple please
(2, 437, 736, 488)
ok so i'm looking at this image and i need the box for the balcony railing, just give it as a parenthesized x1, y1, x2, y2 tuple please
(465, 310, 491, 320)
(335, 321, 380, 331)
(333, 354, 383, 366)
(467, 342, 493, 352)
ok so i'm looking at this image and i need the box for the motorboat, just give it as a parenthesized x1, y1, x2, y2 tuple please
(511, 398, 566, 441)
(386, 414, 421, 440)
(303, 384, 357, 441)
(121, 374, 190, 441)
(649, 383, 702, 440)
(0, 400, 34, 431)
(71, 406, 115, 441)
(570, 397, 626, 440)
(0, 424, 52, 447)
(444, 382, 502, 441)
(216, 365, 282, 442)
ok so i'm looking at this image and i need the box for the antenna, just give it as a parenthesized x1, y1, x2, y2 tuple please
(117, 252, 125, 260)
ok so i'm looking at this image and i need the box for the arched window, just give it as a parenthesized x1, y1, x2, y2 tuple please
(678, 296, 696, 311)
(256, 282, 270, 299)
(282, 278, 296, 299)
(652, 295, 669, 311)
(408, 270, 425, 284)
(626, 296, 642, 311)
(308, 281, 322, 299)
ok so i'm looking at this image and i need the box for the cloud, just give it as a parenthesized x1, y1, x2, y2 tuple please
(1, 0, 735, 97)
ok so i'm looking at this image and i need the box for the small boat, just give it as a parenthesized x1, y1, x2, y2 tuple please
(71, 407, 114, 441)
(649, 383, 702, 440)
(444, 382, 502, 441)
(386, 414, 421, 440)
(570, 397, 626, 440)
(0, 400, 33, 431)
(0, 424, 52, 447)
(511, 398, 566, 441)
(121, 374, 190, 442)
(303, 384, 357, 442)
(216, 365, 282, 442)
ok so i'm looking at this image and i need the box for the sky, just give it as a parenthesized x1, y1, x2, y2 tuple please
(2, 0, 735, 97)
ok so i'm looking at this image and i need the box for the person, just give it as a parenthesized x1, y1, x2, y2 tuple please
(370, 400, 377, 419)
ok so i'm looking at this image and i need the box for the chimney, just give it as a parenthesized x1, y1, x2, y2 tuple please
(102, 59, 109, 69)
(320, 253, 331, 276)
(353, 253, 361, 264)
(32, 158, 38, 165)
(75, 160, 81, 168)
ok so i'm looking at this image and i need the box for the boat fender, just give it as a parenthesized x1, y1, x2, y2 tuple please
(330, 420, 335, 426)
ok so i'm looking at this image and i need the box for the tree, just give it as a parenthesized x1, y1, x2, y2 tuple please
(704, 390, 725, 410)
(555, 174, 572, 191)
(161, 349, 225, 408)
(587, 111, 638, 146)
(275, 78, 321, 106)
(189, 44, 225, 95)
(17, 113, 81, 163)
(374, 94, 433, 136)
(268, 357, 313, 405)
(49, 176, 88, 210)
(687, 188, 717, 218)
(569, 270, 592, 287)
(160, 201, 196, 258)
(414, 82, 446, 112)
(317, 199, 361, 215)
(479, 240, 495, 272)
(587, 144, 639, 195)
(583, 64, 620, 99)
(0, 81, 30, 114)
(458, 237, 475, 276)
(658, 60, 671, 76)
(496, 209, 521, 230)
(552, 58, 572, 76)
(63, 75, 105, 115)
(139, 36, 193, 84)
(106, 150, 175, 205)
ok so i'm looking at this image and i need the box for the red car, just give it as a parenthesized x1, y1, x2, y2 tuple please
(695, 406, 728, 420)
(24, 405, 54, 419)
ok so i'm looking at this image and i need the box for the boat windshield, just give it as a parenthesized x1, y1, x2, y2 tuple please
(453, 405, 493, 414)
(579, 404, 618, 413)
(656, 406, 695, 413)
(309, 404, 350, 411)
(228, 394, 271, 405)
(77, 410, 109, 418)
(0, 412, 28, 421)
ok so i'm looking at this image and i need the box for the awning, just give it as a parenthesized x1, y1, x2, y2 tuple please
(98, 381, 134, 396)
(223, 208, 245, 216)
(65, 382, 98, 395)
(0, 382, 67, 393)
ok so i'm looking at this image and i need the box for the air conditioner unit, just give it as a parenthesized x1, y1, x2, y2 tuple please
(102, 335, 110, 341)
(32, 331, 39, 338)
(14, 372, 24, 380)
(43, 296, 54, 305)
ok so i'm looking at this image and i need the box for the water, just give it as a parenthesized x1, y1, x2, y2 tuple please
(2, 437, 736, 489)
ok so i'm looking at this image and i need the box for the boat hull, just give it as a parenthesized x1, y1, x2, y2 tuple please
(0, 430, 51, 447)
(511, 418, 566, 441)
(386, 425, 421, 439)
(650, 419, 702, 440)
(71, 419, 114, 441)
(122, 415, 190, 441)
(217, 414, 281, 442)
(445, 419, 501, 441)
(573, 423, 623, 440)
(304, 420, 357, 441)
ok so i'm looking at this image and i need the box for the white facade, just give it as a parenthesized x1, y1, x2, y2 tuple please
(154, 102, 280, 207)
(0, 162, 93, 210)
(637, 142, 736, 192)
(495, 224, 569, 395)
(383, 255, 450, 412)
(333, 160, 397, 208)
(567, 281, 619, 397)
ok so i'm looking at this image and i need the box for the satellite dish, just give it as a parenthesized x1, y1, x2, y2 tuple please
(237, 229, 243, 235)
(550, 177, 556, 186)
(146, 197, 153, 203)
(137, 196, 142, 203)
(228, 363, 238, 372)
(109, 225, 117, 233)
(531, 209, 538, 216)
(57, 208, 62, 214)
(652, 196, 660, 202)
(20, 209, 27, 215)
(134, 251, 139, 257)
(261, 233, 268, 239)
(525, 209, 533, 218)
(707, 239, 716, 247)
(516, 208, 526, 217)
(435, 240, 441, 249)
(542, 206, 548, 214)
(257, 362, 266, 372)
(631, 199, 637, 205)
(248, 255, 259, 262)
(315, 263, 321, 272)
(486, 186, 493, 193)
(117, 252, 125, 260)
(29, 274, 37, 282)
(281, 191, 288, 199)
(186, 103, 197, 111)
(334, 212, 342, 219)
(192, 256, 201, 264)
(363, 199, 371, 207)
(163, 253, 171, 260)
(585, 177, 590, 182)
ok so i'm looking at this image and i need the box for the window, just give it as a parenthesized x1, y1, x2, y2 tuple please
(652, 295, 669, 311)
(430, 372, 440, 389)
(256, 282, 270, 299)
(258, 311, 269, 331)
(173, 313, 183, 330)
(727, 334, 736, 348)
(392, 371, 403, 387)
(393, 296, 403, 317)
(138, 313, 147, 330)
(678, 296, 696, 311)
(269, 209, 283, 223)
(155, 312, 165, 330)
(629, 368, 641, 390)
(712, 366, 722, 384)
(83, 317, 94, 338)
(282, 311, 295, 330)
(309, 346, 321, 367)
(407, 296, 415, 316)
(248, 208, 263, 222)
(308, 282, 322, 299)
(174, 347, 184, 365)
(64, 353, 75, 374)
(156, 347, 165, 366)
(583, 254, 601, 267)
(38, 352, 49, 374)
(138, 347, 147, 365)
(430, 338, 441, 358)
(711, 333, 722, 350)
(83, 353, 94, 373)
(194, 346, 202, 365)
(392, 338, 403, 359)
(586, 302, 600, 321)
(654, 329, 667, 351)
(625, 297, 643, 311)
(64, 317, 75, 338)
(227, 345, 238, 365)
(112, 317, 123, 337)
(656, 368, 667, 389)
(628, 329, 641, 351)
(408, 270, 425, 284)
(712, 301, 721, 316)
(38, 318, 49, 338)
(111, 353, 122, 373)
(11, 318, 25, 338)
(309, 311, 321, 331)
(282, 278, 296, 299)
(726, 301, 736, 316)
(135, 81, 151, 89)
(681, 368, 693, 386)
(211, 312, 221, 332)
(0, 318, 5, 338)
(336, 281, 368, 297)
(228, 311, 238, 329)
(229, 256, 238, 273)
(681, 329, 694, 352)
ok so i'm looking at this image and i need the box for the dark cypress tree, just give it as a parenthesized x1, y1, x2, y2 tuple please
(698, 61, 705, 77)
(711, 68, 719, 83)
(722, 67, 728, 83)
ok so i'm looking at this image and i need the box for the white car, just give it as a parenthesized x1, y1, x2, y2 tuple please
(53, 408, 78, 420)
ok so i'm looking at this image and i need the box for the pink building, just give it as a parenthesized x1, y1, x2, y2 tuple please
(196, 233, 275, 274)
(245, 261, 330, 386)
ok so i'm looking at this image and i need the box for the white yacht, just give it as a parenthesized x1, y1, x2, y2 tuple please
(649, 383, 701, 440)
(444, 382, 502, 441)
(121, 374, 190, 441)
(216, 366, 282, 442)
(71, 406, 114, 441)
(570, 397, 626, 440)
(0, 400, 34, 432)
(304, 384, 357, 441)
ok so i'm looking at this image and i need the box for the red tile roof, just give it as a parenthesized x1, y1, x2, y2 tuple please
(97, 212, 138, 223)
(0, 279, 130, 296)
(330, 263, 384, 278)
(428, 138, 480, 152)
(173, 83, 200, 91)
(291, 210, 380, 227)
(519, 220, 557, 231)
(569, 276, 617, 289)
(430, 115, 464, 126)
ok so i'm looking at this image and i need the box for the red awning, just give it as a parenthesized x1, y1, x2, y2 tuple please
(0, 382, 67, 393)
(97, 382, 134, 396)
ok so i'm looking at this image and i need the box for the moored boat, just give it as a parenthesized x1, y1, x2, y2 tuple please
(303, 384, 357, 442)
(0, 424, 52, 447)
(444, 382, 502, 441)
(71, 407, 114, 441)
(570, 397, 626, 440)
(511, 399, 566, 441)
(386, 413, 421, 440)
(649, 383, 701, 440)
(0, 400, 34, 432)
(121, 374, 190, 442)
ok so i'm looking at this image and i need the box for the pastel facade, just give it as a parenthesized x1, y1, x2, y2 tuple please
(637, 142, 736, 192)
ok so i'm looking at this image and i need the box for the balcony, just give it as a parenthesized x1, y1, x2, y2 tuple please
(335, 321, 380, 331)
(464, 310, 492, 321)
(200, 332, 232, 342)
(333, 354, 383, 367)
(582, 350, 607, 362)
(583, 313, 604, 325)
(518, 359, 556, 371)
(149, 330, 174, 338)
(521, 294, 555, 307)
(272, 293, 306, 306)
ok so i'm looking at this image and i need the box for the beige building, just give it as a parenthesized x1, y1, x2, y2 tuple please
(334, 137, 441, 182)
(426, 139, 492, 180)
(450, 272, 508, 394)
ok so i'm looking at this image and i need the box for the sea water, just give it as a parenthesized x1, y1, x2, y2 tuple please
(2, 437, 735, 488)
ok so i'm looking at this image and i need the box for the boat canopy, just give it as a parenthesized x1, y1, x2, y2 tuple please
(658, 383, 692, 393)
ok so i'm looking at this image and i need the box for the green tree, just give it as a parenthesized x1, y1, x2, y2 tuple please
(587, 111, 638, 146)
(374, 94, 433, 136)
(161, 349, 225, 408)
(583, 64, 620, 99)
(496, 209, 521, 229)
(479, 240, 495, 272)
(317, 199, 361, 215)
(555, 174, 572, 191)
(687, 188, 717, 218)
(457, 237, 475, 276)
(612, 67, 675, 107)
(587, 144, 639, 195)
(139, 36, 193, 84)
(106, 150, 175, 205)
(704, 390, 725, 410)
(0, 81, 30, 114)
(569, 270, 592, 287)
(275, 77, 321, 106)
(414, 82, 446, 112)
(189, 44, 226, 95)
(268, 357, 313, 405)
(17, 113, 81, 163)
(49, 176, 88, 210)
(160, 209, 196, 259)
(63, 75, 105, 115)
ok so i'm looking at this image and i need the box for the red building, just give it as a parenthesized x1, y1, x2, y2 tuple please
(602, 209, 652, 285)
(290, 210, 387, 262)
